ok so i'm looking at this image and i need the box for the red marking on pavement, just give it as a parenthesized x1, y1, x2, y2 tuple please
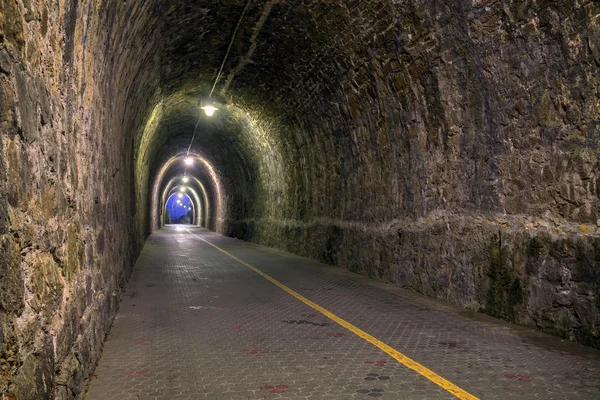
(261, 385, 289, 394)
(364, 360, 388, 367)
(438, 341, 458, 348)
(505, 374, 533, 382)
(121, 370, 149, 378)
(229, 324, 244, 330)
(131, 339, 151, 344)
(327, 332, 345, 337)
(241, 348, 262, 355)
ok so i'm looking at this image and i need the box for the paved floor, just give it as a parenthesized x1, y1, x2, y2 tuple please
(85, 225, 600, 399)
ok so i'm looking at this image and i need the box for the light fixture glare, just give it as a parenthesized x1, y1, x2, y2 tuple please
(182, 176, 189, 183)
(201, 105, 218, 117)
(184, 157, 194, 166)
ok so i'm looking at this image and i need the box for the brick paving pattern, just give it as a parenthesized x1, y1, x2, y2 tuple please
(85, 226, 600, 399)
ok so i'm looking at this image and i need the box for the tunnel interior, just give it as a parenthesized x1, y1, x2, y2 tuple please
(164, 192, 195, 225)
(0, 0, 599, 398)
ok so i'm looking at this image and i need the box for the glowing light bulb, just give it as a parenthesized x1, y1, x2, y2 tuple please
(179, 187, 186, 192)
(201, 105, 218, 117)
(182, 176, 189, 183)
(184, 157, 193, 166)
(177, 193, 183, 199)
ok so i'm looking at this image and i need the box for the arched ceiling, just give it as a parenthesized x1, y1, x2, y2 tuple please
(2, 1, 599, 395)
(129, 1, 420, 238)
(120, 0, 599, 244)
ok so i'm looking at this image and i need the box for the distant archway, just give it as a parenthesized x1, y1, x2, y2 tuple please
(151, 153, 224, 232)
(164, 192, 195, 225)
(160, 178, 206, 228)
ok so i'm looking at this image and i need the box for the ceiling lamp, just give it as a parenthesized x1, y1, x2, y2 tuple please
(177, 193, 183, 199)
(201, 104, 218, 117)
(184, 157, 194, 166)
(182, 176, 189, 183)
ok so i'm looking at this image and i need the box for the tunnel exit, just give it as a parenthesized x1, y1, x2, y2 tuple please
(165, 193, 194, 224)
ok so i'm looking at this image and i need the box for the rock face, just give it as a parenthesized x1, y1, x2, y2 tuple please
(219, 0, 600, 348)
(0, 0, 599, 398)
(0, 0, 146, 398)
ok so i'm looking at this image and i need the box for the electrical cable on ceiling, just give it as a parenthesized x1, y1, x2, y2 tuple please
(186, 0, 253, 157)
(210, 0, 252, 97)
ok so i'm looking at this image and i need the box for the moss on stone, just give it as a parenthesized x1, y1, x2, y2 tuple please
(63, 224, 82, 281)
(24, 252, 63, 315)
(573, 326, 600, 348)
(484, 233, 526, 322)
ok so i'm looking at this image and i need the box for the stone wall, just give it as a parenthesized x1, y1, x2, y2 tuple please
(1, 0, 599, 398)
(222, 0, 600, 347)
(0, 0, 157, 398)
(145, 0, 599, 349)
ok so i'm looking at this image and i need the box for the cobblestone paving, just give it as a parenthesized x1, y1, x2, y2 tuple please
(85, 226, 600, 399)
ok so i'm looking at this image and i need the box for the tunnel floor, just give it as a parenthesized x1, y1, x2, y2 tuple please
(84, 225, 600, 400)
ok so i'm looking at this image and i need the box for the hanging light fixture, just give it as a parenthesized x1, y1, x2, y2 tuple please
(201, 103, 218, 117)
(177, 193, 183, 199)
(179, 187, 186, 192)
(182, 176, 189, 183)
(184, 0, 250, 166)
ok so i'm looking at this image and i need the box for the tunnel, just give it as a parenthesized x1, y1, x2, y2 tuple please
(164, 191, 196, 225)
(0, 0, 599, 399)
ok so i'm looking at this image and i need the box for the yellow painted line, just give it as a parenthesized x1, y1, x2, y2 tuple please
(183, 227, 479, 400)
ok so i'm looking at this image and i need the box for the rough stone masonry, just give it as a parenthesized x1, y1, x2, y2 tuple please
(0, 0, 599, 398)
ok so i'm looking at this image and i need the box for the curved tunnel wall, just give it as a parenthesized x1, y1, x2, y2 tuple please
(0, 1, 163, 398)
(0, 0, 599, 398)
